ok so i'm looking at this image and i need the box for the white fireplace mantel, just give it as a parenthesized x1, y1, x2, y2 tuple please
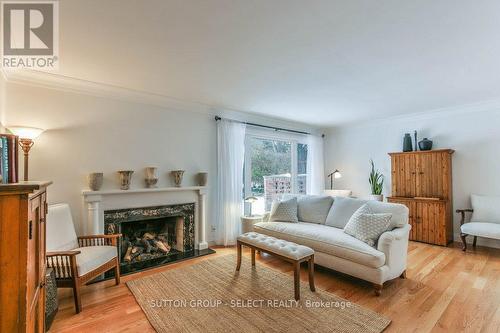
(82, 186, 208, 250)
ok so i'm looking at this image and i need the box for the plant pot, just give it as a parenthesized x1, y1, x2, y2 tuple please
(88, 172, 103, 191)
(117, 170, 134, 190)
(369, 194, 384, 201)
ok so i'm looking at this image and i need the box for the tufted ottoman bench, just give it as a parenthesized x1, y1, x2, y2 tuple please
(236, 232, 315, 300)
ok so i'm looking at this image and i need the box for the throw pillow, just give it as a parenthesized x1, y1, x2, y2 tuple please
(297, 195, 334, 224)
(325, 197, 368, 228)
(343, 204, 392, 247)
(269, 197, 298, 223)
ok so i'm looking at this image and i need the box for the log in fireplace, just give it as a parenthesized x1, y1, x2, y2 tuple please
(104, 203, 196, 274)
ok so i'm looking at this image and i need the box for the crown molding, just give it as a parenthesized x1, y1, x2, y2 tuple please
(2, 69, 320, 132)
(2, 69, 217, 114)
(330, 98, 500, 132)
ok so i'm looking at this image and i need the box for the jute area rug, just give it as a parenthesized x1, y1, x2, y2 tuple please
(127, 254, 390, 333)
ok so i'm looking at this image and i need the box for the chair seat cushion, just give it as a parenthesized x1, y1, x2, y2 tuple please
(237, 232, 314, 260)
(461, 222, 500, 240)
(74, 246, 117, 277)
(254, 222, 386, 268)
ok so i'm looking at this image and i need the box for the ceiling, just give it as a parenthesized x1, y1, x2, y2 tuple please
(52, 0, 500, 126)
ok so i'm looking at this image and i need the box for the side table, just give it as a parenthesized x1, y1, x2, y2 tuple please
(241, 215, 264, 234)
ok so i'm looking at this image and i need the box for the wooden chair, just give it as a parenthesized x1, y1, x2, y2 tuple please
(45, 203, 121, 313)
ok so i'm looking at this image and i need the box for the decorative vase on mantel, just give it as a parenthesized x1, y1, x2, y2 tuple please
(171, 170, 185, 187)
(145, 167, 158, 188)
(88, 172, 103, 191)
(117, 170, 134, 190)
(197, 172, 208, 186)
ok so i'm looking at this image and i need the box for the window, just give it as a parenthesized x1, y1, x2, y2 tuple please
(244, 131, 308, 215)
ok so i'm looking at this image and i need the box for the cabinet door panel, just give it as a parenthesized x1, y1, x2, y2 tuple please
(27, 195, 42, 330)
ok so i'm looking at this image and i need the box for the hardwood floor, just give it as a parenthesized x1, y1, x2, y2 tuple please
(49, 242, 500, 333)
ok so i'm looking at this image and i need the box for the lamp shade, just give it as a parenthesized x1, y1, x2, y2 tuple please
(8, 126, 44, 140)
(333, 169, 342, 179)
(245, 196, 258, 203)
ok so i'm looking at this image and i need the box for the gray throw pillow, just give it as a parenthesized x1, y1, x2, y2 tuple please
(325, 197, 368, 228)
(270, 197, 298, 223)
(297, 195, 334, 224)
(343, 204, 392, 247)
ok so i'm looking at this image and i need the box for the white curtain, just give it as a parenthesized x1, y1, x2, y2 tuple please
(216, 119, 246, 246)
(306, 135, 325, 195)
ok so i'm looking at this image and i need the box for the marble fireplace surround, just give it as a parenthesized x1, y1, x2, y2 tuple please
(81, 186, 208, 250)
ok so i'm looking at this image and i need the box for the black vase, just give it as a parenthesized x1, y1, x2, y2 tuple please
(418, 138, 433, 151)
(403, 133, 413, 152)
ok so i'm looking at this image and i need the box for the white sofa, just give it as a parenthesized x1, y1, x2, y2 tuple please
(254, 195, 410, 295)
(458, 194, 500, 251)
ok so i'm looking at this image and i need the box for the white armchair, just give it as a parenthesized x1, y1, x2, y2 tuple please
(458, 194, 500, 251)
(46, 203, 121, 313)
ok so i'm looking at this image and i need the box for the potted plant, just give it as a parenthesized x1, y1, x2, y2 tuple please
(368, 159, 384, 201)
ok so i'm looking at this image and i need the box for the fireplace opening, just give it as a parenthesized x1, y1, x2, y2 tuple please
(120, 216, 185, 265)
(104, 203, 203, 275)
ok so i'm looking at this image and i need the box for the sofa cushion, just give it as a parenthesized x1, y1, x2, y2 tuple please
(74, 246, 117, 276)
(461, 222, 500, 239)
(296, 195, 333, 224)
(364, 200, 409, 229)
(269, 197, 298, 223)
(254, 222, 386, 268)
(470, 194, 500, 224)
(325, 197, 368, 228)
(344, 204, 392, 247)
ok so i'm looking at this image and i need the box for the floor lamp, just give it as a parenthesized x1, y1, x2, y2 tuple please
(7, 126, 45, 181)
(327, 169, 342, 189)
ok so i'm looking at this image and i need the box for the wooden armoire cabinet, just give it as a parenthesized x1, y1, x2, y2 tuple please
(0, 181, 51, 332)
(387, 149, 454, 246)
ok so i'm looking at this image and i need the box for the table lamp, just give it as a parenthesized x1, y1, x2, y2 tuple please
(245, 196, 258, 217)
(7, 126, 44, 181)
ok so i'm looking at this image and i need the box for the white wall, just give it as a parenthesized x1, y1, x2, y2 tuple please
(0, 72, 5, 130)
(4, 80, 317, 242)
(324, 106, 500, 248)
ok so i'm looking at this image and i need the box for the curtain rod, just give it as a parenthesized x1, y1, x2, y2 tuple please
(214, 116, 311, 135)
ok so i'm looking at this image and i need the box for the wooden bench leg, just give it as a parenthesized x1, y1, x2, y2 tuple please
(251, 248, 256, 267)
(294, 261, 300, 300)
(308, 256, 315, 292)
(373, 283, 383, 296)
(236, 241, 242, 271)
(473, 236, 477, 248)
